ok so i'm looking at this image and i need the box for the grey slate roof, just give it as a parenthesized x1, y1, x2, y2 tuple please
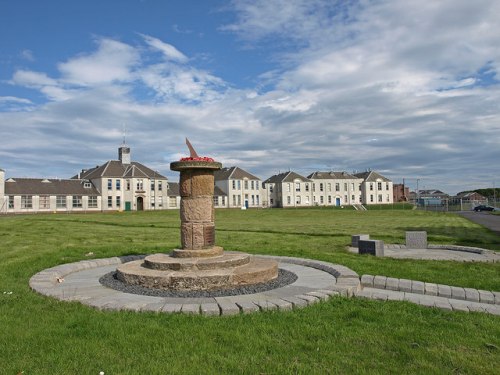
(308, 171, 359, 180)
(214, 186, 227, 196)
(214, 166, 260, 181)
(264, 171, 311, 184)
(5, 178, 100, 195)
(76, 160, 166, 180)
(167, 182, 179, 196)
(354, 171, 391, 182)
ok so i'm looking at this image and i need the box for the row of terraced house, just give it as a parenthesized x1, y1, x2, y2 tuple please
(0, 145, 393, 214)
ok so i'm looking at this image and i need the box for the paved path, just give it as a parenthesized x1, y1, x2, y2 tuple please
(458, 211, 500, 235)
(30, 255, 500, 316)
(348, 244, 500, 262)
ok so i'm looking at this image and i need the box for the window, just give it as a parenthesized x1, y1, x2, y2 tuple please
(305, 183, 309, 192)
(8, 196, 14, 209)
(107, 179, 112, 190)
(158, 196, 163, 207)
(312, 183, 316, 192)
(232, 180, 236, 189)
(214, 196, 219, 206)
(233, 195, 237, 206)
(352, 195, 355, 202)
(108, 196, 113, 208)
(136, 179, 143, 190)
(56, 196, 66, 208)
(255, 196, 259, 206)
(222, 196, 226, 206)
(116, 196, 121, 208)
(21, 195, 32, 209)
(237, 180, 241, 190)
(270, 198, 274, 205)
(296, 196, 301, 204)
(295, 183, 301, 192)
(158, 181, 163, 191)
(88, 196, 98, 208)
(116, 179, 121, 190)
(370, 183, 374, 191)
(370, 194, 374, 203)
(328, 196, 332, 204)
(344, 183, 348, 191)
(255, 181, 259, 190)
(237, 195, 241, 206)
(287, 196, 291, 205)
(126, 180, 131, 190)
(335, 183, 340, 192)
(269, 185, 274, 193)
(72, 196, 82, 208)
(319, 183, 324, 192)
(151, 180, 155, 191)
(386, 194, 390, 202)
(84, 182, 91, 188)
(344, 195, 348, 203)
(169, 197, 177, 208)
(328, 183, 331, 192)
(378, 182, 382, 190)
(320, 196, 324, 204)
(39, 195, 50, 209)
(287, 183, 291, 192)
(251, 195, 255, 205)
(251, 181, 254, 190)
(305, 196, 309, 204)
(378, 194, 382, 203)
(244, 180, 248, 189)
(351, 183, 355, 191)
(386, 183, 389, 190)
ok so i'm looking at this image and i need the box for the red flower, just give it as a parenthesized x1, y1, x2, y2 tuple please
(180, 156, 215, 162)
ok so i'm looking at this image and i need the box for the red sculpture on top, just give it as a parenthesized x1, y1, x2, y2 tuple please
(180, 138, 215, 162)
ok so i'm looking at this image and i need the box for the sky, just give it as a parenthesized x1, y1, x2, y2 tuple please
(1, 0, 499, 195)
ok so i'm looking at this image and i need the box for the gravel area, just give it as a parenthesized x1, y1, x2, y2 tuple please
(99, 268, 298, 298)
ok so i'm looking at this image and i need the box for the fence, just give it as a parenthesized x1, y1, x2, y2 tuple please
(415, 198, 499, 212)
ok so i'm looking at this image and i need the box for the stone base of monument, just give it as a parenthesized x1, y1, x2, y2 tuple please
(116, 249, 278, 291)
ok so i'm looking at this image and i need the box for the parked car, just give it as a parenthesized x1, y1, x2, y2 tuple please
(473, 205, 496, 212)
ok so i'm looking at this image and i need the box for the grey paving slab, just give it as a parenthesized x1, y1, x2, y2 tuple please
(254, 300, 279, 311)
(236, 301, 260, 313)
(483, 304, 500, 315)
(161, 304, 182, 313)
(399, 279, 412, 293)
(424, 283, 438, 296)
(181, 304, 200, 315)
(215, 298, 241, 316)
(385, 277, 399, 291)
(411, 280, 425, 294)
(450, 286, 466, 300)
(449, 300, 470, 312)
(493, 291, 500, 305)
(437, 284, 452, 298)
(478, 290, 495, 304)
(464, 288, 480, 302)
(295, 294, 320, 305)
(201, 303, 220, 316)
(360, 274, 374, 287)
(433, 300, 452, 311)
(281, 296, 309, 308)
(306, 290, 331, 300)
(373, 275, 387, 289)
(266, 298, 293, 311)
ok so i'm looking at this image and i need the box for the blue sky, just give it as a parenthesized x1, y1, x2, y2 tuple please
(1, 0, 499, 194)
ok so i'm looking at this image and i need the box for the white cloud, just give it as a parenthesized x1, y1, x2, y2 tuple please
(140, 34, 188, 63)
(58, 38, 139, 86)
(11, 70, 58, 87)
(0, 96, 32, 104)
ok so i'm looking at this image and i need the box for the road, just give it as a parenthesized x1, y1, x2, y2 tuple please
(458, 211, 500, 237)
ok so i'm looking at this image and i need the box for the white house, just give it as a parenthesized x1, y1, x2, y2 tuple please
(354, 171, 394, 205)
(307, 171, 364, 206)
(214, 166, 264, 208)
(263, 171, 312, 208)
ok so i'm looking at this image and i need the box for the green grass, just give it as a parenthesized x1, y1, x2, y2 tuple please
(0, 209, 499, 374)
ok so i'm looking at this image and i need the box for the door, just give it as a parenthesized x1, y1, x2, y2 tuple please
(125, 201, 131, 211)
(137, 197, 144, 211)
(336, 197, 341, 206)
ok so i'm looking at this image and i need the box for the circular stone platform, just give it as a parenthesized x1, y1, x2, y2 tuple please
(348, 244, 500, 262)
(29, 255, 360, 315)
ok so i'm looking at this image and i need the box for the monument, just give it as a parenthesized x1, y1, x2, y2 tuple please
(116, 139, 278, 290)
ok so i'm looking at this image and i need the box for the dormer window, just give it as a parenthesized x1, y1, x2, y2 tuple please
(84, 182, 91, 188)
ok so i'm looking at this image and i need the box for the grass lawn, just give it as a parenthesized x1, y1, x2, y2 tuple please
(0, 208, 499, 374)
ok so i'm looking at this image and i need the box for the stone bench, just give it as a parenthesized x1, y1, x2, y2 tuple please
(358, 240, 384, 256)
(406, 231, 427, 249)
(351, 234, 370, 248)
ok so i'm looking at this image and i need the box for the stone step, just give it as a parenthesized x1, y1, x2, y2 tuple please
(144, 251, 251, 271)
(116, 256, 278, 291)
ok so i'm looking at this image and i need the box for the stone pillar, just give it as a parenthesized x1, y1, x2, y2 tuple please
(170, 160, 222, 257)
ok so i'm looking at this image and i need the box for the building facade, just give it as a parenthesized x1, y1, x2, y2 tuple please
(1, 145, 172, 214)
(354, 171, 394, 205)
(214, 166, 264, 208)
(308, 171, 364, 206)
(263, 171, 313, 208)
